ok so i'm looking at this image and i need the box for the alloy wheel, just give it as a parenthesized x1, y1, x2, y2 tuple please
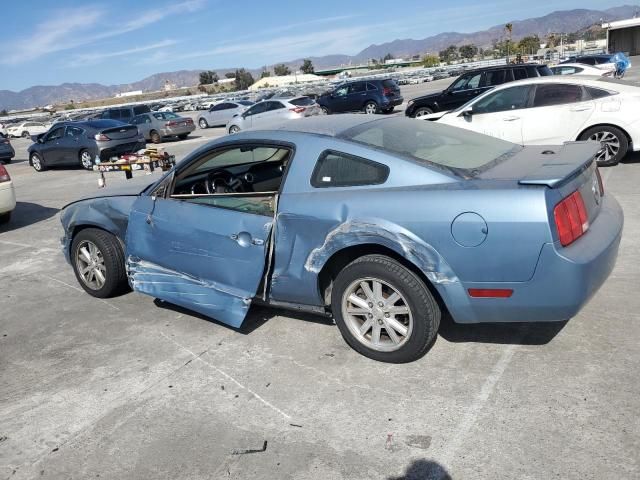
(80, 151, 93, 169)
(341, 277, 413, 352)
(590, 130, 620, 163)
(199, 119, 208, 129)
(31, 155, 42, 171)
(75, 240, 106, 291)
(364, 103, 377, 114)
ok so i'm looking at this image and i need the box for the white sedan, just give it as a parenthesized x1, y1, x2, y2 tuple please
(6, 121, 49, 138)
(550, 63, 615, 77)
(422, 77, 640, 166)
(0, 163, 16, 224)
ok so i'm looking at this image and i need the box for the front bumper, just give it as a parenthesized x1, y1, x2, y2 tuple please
(438, 194, 623, 323)
(0, 181, 17, 214)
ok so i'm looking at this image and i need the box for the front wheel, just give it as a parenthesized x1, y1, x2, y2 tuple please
(30, 152, 46, 172)
(71, 228, 129, 298)
(579, 126, 628, 166)
(150, 130, 161, 144)
(413, 107, 434, 118)
(21, 131, 30, 139)
(331, 255, 440, 363)
(228, 125, 240, 134)
(363, 101, 379, 114)
(198, 118, 208, 129)
(79, 149, 93, 170)
(320, 106, 330, 115)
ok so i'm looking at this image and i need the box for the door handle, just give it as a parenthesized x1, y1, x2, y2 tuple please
(570, 106, 592, 112)
(502, 116, 520, 121)
(230, 232, 262, 247)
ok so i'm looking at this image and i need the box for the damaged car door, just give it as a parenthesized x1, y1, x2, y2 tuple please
(124, 144, 288, 328)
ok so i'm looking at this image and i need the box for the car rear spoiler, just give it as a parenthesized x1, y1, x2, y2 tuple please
(518, 142, 599, 188)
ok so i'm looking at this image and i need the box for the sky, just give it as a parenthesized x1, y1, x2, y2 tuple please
(0, 0, 632, 91)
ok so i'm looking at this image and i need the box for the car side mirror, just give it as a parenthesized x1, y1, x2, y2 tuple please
(37, 137, 44, 143)
(461, 107, 473, 118)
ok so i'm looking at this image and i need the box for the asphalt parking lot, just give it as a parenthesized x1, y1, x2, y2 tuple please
(1, 87, 640, 480)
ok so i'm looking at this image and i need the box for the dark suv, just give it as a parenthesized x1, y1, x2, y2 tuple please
(405, 64, 553, 117)
(100, 105, 151, 122)
(317, 79, 403, 114)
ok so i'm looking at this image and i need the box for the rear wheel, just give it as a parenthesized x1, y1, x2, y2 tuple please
(178, 133, 189, 140)
(228, 125, 240, 134)
(150, 130, 161, 144)
(331, 255, 440, 363)
(579, 126, 628, 166)
(21, 131, 30, 138)
(363, 101, 379, 114)
(71, 228, 129, 298)
(198, 118, 208, 129)
(413, 107, 434, 118)
(79, 149, 93, 170)
(30, 152, 45, 172)
(320, 106, 330, 115)
(0, 212, 11, 224)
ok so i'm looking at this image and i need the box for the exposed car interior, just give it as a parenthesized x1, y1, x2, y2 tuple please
(170, 145, 291, 216)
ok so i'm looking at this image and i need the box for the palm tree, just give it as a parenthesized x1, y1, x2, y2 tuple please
(504, 23, 514, 59)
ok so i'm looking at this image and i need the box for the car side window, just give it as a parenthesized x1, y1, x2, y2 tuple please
(245, 103, 268, 116)
(450, 73, 481, 91)
(366, 83, 377, 91)
(311, 150, 389, 188)
(483, 69, 506, 87)
(65, 126, 84, 138)
(45, 127, 64, 142)
(334, 86, 348, 97)
(533, 84, 585, 107)
(349, 83, 366, 94)
(580, 57, 596, 65)
(512, 68, 527, 80)
(472, 86, 532, 114)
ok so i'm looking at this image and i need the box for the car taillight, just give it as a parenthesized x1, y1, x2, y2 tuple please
(0, 164, 10, 183)
(94, 133, 110, 141)
(595, 167, 605, 196)
(166, 121, 179, 127)
(554, 190, 589, 246)
(383, 87, 393, 96)
(289, 106, 306, 114)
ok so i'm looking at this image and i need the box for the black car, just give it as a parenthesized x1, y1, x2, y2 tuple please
(27, 120, 146, 172)
(100, 105, 151, 122)
(317, 79, 403, 114)
(0, 133, 15, 164)
(405, 63, 553, 118)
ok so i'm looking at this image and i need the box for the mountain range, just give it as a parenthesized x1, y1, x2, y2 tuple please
(2, 4, 639, 111)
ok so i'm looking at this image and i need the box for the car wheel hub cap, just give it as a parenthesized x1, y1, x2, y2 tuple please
(75, 240, 106, 290)
(590, 131, 619, 162)
(341, 277, 413, 352)
(81, 152, 92, 167)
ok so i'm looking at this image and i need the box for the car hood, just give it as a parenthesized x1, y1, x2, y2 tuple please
(62, 177, 154, 210)
(410, 91, 444, 102)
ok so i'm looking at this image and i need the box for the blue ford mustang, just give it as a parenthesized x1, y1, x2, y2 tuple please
(60, 115, 623, 362)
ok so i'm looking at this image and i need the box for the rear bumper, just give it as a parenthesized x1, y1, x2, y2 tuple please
(160, 124, 195, 137)
(0, 147, 14, 159)
(438, 194, 623, 323)
(0, 181, 16, 214)
(382, 96, 404, 107)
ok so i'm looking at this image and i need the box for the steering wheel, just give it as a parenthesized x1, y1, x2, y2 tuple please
(206, 171, 245, 194)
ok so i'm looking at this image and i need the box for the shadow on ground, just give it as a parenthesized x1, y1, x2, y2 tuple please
(388, 459, 452, 480)
(0, 201, 59, 233)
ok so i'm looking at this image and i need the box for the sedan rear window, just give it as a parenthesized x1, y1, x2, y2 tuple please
(536, 65, 553, 76)
(340, 117, 520, 174)
(289, 97, 315, 106)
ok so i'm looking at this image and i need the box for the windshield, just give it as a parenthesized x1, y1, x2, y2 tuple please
(340, 117, 521, 175)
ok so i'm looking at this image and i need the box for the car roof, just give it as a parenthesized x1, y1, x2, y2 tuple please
(488, 75, 638, 92)
(248, 114, 396, 137)
(462, 63, 543, 75)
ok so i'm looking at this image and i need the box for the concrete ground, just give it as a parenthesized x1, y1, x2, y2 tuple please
(1, 81, 640, 480)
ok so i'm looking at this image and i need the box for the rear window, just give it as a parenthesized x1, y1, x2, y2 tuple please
(133, 105, 151, 115)
(290, 97, 315, 106)
(340, 117, 521, 175)
(382, 79, 397, 88)
(533, 84, 585, 107)
(585, 86, 616, 99)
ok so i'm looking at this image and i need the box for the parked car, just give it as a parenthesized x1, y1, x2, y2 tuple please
(0, 122, 8, 137)
(226, 97, 320, 134)
(421, 77, 640, 166)
(0, 134, 15, 164)
(405, 64, 553, 118)
(317, 79, 403, 114)
(6, 121, 49, 138)
(130, 112, 195, 143)
(100, 105, 151, 122)
(198, 101, 254, 129)
(560, 54, 617, 66)
(27, 120, 146, 172)
(550, 63, 613, 77)
(59, 115, 622, 363)
(0, 163, 16, 224)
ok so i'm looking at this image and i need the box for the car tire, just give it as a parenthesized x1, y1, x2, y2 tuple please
(363, 101, 379, 114)
(331, 254, 440, 363)
(1, 158, 11, 164)
(79, 149, 93, 170)
(30, 152, 46, 172)
(71, 228, 129, 298)
(21, 131, 30, 139)
(199, 118, 208, 129)
(321, 106, 330, 115)
(0, 211, 11, 224)
(178, 134, 189, 140)
(150, 130, 161, 144)
(413, 107, 434, 118)
(228, 125, 240, 134)
(579, 126, 628, 166)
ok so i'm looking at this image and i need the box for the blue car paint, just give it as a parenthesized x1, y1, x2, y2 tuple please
(59, 116, 623, 330)
(125, 195, 272, 327)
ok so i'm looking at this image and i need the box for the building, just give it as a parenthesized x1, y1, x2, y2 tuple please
(115, 90, 143, 98)
(602, 17, 640, 56)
